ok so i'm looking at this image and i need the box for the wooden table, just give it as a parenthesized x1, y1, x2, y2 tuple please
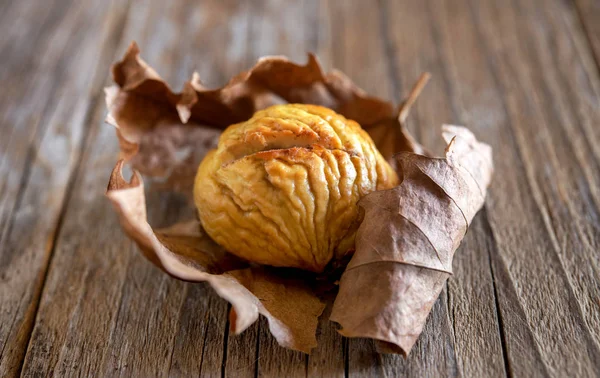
(1, 0, 599, 376)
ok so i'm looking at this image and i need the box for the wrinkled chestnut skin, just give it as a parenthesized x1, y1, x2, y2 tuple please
(194, 104, 398, 272)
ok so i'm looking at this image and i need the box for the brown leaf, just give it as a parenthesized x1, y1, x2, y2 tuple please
(106, 160, 325, 353)
(105, 42, 421, 195)
(330, 125, 493, 355)
(104, 43, 493, 355)
(104, 83, 220, 195)
(108, 41, 398, 127)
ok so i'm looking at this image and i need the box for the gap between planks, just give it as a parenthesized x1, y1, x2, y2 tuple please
(482, 207, 514, 378)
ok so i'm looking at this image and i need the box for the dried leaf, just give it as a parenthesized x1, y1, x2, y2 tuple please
(104, 42, 492, 355)
(105, 42, 421, 195)
(330, 125, 493, 355)
(106, 160, 325, 353)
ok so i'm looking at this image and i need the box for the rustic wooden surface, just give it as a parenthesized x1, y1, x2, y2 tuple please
(1, 0, 599, 376)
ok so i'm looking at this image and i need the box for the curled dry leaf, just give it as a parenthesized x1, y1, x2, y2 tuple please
(105, 42, 424, 194)
(330, 125, 493, 355)
(107, 160, 325, 352)
(104, 42, 492, 354)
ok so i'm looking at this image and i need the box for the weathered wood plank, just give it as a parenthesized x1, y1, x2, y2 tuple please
(168, 284, 228, 378)
(433, 1, 569, 376)
(489, 0, 600, 348)
(1, 0, 73, 351)
(19, 0, 240, 376)
(224, 321, 260, 378)
(347, 296, 458, 378)
(0, 0, 76, 312)
(306, 304, 345, 378)
(429, 0, 600, 375)
(381, 0, 510, 376)
(315, 0, 395, 99)
(447, 215, 508, 377)
(0, 0, 131, 375)
(573, 0, 600, 71)
(247, 0, 316, 63)
(257, 318, 307, 378)
(161, 2, 256, 376)
(325, 0, 469, 376)
(511, 0, 600, 347)
(484, 212, 550, 376)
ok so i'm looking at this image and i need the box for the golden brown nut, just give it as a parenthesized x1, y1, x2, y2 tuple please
(194, 104, 398, 272)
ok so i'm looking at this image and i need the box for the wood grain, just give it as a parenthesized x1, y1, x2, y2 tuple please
(0, 0, 599, 376)
(380, 2, 509, 377)
(306, 303, 345, 378)
(512, 0, 600, 348)
(0, 0, 131, 375)
(20, 0, 232, 376)
(447, 214, 507, 377)
(574, 0, 600, 71)
(430, 0, 600, 375)
(333, 1, 464, 376)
